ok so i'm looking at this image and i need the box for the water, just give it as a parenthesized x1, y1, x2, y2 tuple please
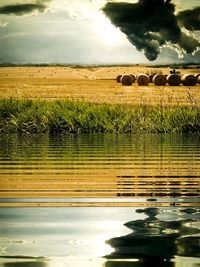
(0, 134, 199, 266)
(0, 207, 199, 266)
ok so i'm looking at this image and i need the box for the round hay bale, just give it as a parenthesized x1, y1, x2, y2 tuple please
(181, 74, 197, 86)
(116, 75, 122, 83)
(167, 74, 181, 86)
(152, 74, 167, 86)
(121, 74, 134, 86)
(130, 74, 136, 83)
(148, 74, 155, 83)
(137, 74, 149, 86)
(195, 73, 200, 79)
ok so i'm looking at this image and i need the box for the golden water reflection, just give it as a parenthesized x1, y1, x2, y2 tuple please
(0, 134, 199, 205)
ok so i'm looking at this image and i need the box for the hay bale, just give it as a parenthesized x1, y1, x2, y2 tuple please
(152, 74, 167, 86)
(130, 74, 136, 83)
(116, 75, 122, 83)
(137, 74, 149, 85)
(167, 74, 181, 86)
(198, 76, 200, 84)
(148, 74, 155, 83)
(195, 73, 200, 79)
(121, 74, 134, 86)
(181, 74, 197, 86)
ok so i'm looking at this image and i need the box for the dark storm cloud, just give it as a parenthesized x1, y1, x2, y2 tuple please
(102, 1, 200, 61)
(0, 1, 50, 16)
(177, 6, 200, 31)
(139, 0, 171, 7)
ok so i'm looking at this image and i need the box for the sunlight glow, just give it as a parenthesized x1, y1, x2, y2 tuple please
(95, 12, 124, 46)
(93, 220, 130, 257)
(95, 238, 114, 257)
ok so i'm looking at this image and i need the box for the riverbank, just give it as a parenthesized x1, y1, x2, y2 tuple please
(0, 66, 199, 134)
(0, 98, 199, 134)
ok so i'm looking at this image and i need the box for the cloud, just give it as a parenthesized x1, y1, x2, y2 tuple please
(102, 1, 200, 61)
(177, 6, 200, 31)
(0, 0, 51, 16)
(0, 19, 8, 27)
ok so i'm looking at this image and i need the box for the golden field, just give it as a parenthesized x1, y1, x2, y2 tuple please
(0, 66, 200, 106)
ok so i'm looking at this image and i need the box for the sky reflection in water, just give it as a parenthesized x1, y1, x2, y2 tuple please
(0, 207, 199, 267)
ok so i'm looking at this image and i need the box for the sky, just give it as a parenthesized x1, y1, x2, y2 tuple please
(0, 0, 199, 65)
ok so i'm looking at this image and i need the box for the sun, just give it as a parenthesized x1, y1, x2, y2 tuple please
(95, 12, 124, 46)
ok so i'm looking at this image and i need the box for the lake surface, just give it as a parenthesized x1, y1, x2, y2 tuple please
(0, 134, 199, 266)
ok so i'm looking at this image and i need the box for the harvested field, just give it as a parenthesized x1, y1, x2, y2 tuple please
(0, 66, 200, 106)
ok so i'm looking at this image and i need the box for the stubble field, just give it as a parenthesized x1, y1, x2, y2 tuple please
(0, 66, 200, 106)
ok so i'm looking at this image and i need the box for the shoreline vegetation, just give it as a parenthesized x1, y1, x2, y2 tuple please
(0, 99, 199, 134)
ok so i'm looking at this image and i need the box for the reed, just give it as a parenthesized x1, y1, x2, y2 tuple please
(0, 98, 199, 134)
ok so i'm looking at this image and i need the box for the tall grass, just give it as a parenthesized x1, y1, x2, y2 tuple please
(0, 98, 199, 134)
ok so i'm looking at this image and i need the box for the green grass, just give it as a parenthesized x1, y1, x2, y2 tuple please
(0, 98, 199, 134)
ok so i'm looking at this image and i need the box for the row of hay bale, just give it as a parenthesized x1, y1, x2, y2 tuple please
(117, 73, 200, 86)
